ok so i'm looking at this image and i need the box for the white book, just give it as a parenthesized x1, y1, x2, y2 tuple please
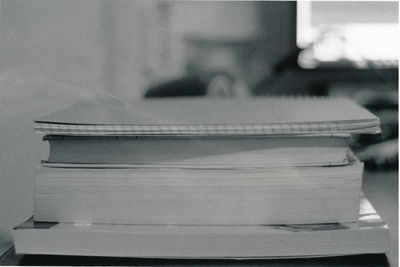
(43, 134, 351, 167)
(14, 197, 390, 258)
(34, 162, 363, 225)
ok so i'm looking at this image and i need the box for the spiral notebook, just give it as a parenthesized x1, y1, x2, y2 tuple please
(34, 97, 380, 136)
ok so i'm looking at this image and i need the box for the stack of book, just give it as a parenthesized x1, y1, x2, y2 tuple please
(13, 98, 390, 258)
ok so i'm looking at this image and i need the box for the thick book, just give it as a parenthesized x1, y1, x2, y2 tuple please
(34, 162, 363, 225)
(43, 134, 351, 166)
(34, 98, 380, 136)
(14, 197, 390, 258)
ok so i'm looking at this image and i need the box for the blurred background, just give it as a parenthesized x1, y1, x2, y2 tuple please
(0, 0, 398, 264)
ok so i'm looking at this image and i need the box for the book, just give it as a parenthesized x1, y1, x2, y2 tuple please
(34, 98, 380, 136)
(43, 134, 351, 167)
(14, 197, 390, 258)
(34, 161, 363, 225)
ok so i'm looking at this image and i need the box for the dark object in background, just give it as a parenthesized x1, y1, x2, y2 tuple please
(250, 48, 331, 96)
(144, 71, 237, 98)
(251, 50, 398, 97)
(350, 89, 398, 170)
(357, 139, 398, 170)
(144, 77, 207, 98)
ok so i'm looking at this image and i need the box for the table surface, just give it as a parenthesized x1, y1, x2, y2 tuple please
(1, 170, 397, 266)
